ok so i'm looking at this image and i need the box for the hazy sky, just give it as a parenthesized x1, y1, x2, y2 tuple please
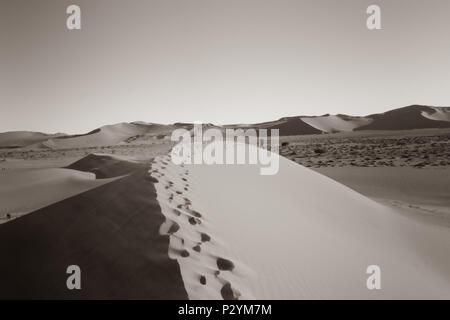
(1, 0, 450, 133)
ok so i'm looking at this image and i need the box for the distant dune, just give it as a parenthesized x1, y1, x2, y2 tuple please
(2, 106, 450, 150)
(35, 123, 153, 149)
(422, 106, 450, 122)
(0, 131, 65, 149)
(301, 114, 373, 133)
(356, 105, 450, 131)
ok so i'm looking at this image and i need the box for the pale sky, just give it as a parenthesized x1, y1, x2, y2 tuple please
(1, 0, 449, 133)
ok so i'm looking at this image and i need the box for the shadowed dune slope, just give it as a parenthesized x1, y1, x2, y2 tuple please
(356, 105, 450, 131)
(265, 117, 322, 136)
(0, 162, 187, 299)
(65, 153, 144, 178)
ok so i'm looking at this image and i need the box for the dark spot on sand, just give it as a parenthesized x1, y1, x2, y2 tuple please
(193, 245, 201, 252)
(190, 210, 202, 218)
(167, 221, 180, 234)
(221, 282, 238, 300)
(177, 204, 183, 209)
(180, 250, 190, 257)
(173, 209, 181, 216)
(220, 282, 237, 300)
(182, 178, 187, 182)
(200, 233, 211, 242)
(176, 191, 182, 194)
(200, 275, 206, 285)
(217, 258, 234, 271)
(188, 217, 197, 225)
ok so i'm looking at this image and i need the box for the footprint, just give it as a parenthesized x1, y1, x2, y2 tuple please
(167, 221, 180, 234)
(221, 282, 239, 300)
(200, 233, 211, 242)
(180, 249, 190, 257)
(217, 258, 234, 271)
(190, 210, 202, 218)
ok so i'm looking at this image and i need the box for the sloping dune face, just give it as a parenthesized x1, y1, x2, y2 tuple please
(0, 168, 116, 223)
(357, 105, 450, 131)
(154, 145, 450, 299)
(301, 115, 372, 133)
(421, 107, 450, 122)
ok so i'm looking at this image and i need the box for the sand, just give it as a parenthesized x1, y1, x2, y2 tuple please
(314, 167, 450, 224)
(0, 125, 449, 299)
(0, 155, 187, 299)
(0, 131, 64, 148)
(152, 143, 450, 299)
(32, 123, 152, 149)
(0, 167, 117, 223)
(301, 115, 372, 133)
(422, 107, 450, 122)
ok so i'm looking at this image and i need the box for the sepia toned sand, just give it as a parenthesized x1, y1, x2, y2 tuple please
(152, 143, 450, 299)
(0, 118, 449, 299)
(315, 167, 450, 225)
(0, 154, 188, 299)
(0, 168, 118, 224)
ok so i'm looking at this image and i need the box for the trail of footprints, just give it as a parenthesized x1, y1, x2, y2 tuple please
(149, 155, 242, 300)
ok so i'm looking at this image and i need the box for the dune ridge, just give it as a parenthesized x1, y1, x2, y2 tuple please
(0, 155, 188, 299)
(150, 154, 255, 300)
(154, 143, 450, 299)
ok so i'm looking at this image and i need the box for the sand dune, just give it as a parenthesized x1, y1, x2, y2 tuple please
(356, 105, 450, 131)
(152, 144, 450, 299)
(301, 115, 372, 133)
(0, 131, 65, 149)
(66, 153, 143, 178)
(32, 123, 153, 149)
(422, 107, 450, 122)
(0, 155, 187, 299)
(2, 106, 450, 151)
(0, 168, 118, 224)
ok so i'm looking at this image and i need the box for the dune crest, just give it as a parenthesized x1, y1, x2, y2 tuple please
(151, 154, 256, 300)
(154, 144, 450, 299)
